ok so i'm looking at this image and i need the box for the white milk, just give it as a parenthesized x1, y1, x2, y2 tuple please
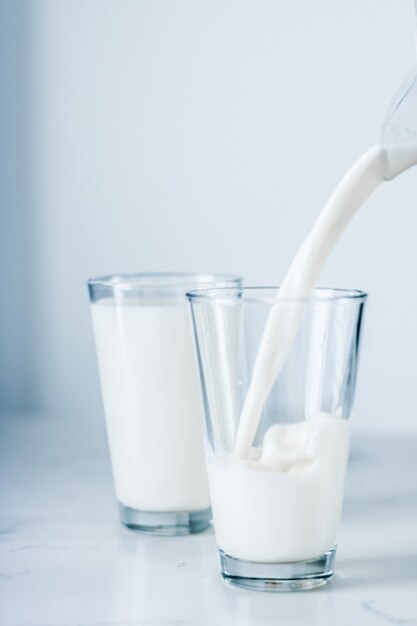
(208, 143, 417, 563)
(234, 144, 417, 459)
(91, 300, 210, 512)
(210, 413, 350, 562)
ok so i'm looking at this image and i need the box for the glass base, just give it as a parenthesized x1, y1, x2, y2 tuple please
(219, 547, 336, 592)
(119, 502, 212, 536)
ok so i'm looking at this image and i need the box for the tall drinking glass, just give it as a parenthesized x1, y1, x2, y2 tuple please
(88, 273, 241, 535)
(188, 287, 367, 589)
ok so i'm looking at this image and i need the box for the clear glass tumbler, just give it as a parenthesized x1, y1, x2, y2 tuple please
(88, 272, 241, 535)
(188, 287, 367, 589)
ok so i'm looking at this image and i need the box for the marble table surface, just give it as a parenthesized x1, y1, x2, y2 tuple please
(1, 414, 416, 626)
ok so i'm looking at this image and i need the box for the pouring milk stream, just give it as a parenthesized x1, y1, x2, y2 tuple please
(233, 87, 417, 459)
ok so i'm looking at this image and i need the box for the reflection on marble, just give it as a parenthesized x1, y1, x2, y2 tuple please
(0, 414, 416, 625)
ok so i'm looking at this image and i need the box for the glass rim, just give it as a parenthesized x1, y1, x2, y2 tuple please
(87, 272, 241, 291)
(187, 286, 368, 305)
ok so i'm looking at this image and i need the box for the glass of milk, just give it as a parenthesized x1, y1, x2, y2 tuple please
(188, 286, 367, 590)
(88, 272, 241, 535)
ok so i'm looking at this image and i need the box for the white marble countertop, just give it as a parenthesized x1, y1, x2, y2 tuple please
(1, 414, 416, 626)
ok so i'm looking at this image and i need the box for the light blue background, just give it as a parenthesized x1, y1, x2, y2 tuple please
(1, 0, 416, 432)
